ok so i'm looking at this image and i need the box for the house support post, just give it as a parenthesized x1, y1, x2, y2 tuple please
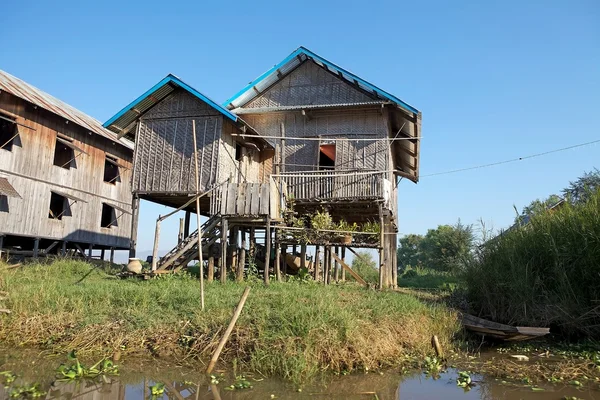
(178, 218, 185, 244)
(341, 247, 346, 282)
(274, 231, 281, 282)
(88, 243, 93, 260)
(151, 218, 161, 271)
(333, 245, 340, 282)
(300, 244, 307, 272)
(281, 244, 287, 279)
(33, 238, 40, 259)
(230, 228, 238, 276)
(61, 241, 67, 257)
(314, 246, 321, 281)
(264, 218, 271, 284)
(0, 235, 3, 252)
(249, 228, 256, 265)
(129, 194, 140, 258)
(110, 247, 115, 264)
(390, 231, 398, 289)
(184, 211, 191, 238)
(220, 218, 228, 283)
(323, 246, 330, 284)
(208, 246, 215, 283)
(100, 249, 105, 260)
(237, 231, 246, 282)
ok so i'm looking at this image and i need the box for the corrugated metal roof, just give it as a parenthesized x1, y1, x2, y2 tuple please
(0, 177, 21, 198)
(232, 101, 388, 114)
(0, 70, 132, 150)
(223, 47, 420, 115)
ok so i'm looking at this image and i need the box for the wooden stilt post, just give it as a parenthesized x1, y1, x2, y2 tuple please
(208, 247, 215, 283)
(230, 228, 238, 276)
(184, 211, 191, 238)
(178, 218, 185, 244)
(333, 245, 339, 282)
(0, 235, 3, 253)
(129, 195, 140, 258)
(281, 244, 287, 279)
(237, 231, 246, 282)
(274, 232, 281, 282)
(100, 249, 105, 261)
(221, 218, 228, 283)
(61, 241, 67, 257)
(264, 217, 271, 284)
(88, 243, 93, 260)
(341, 247, 346, 282)
(378, 204, 385, 290)
(323, 246, 330, 284)
(110, 247, 115, 264)
(391, 232, 398, 289)
(249, 228, 256, 264)
(314, 246, 321, 281)
(151, 218, 161, 271)
(33, 239, 40, 259)
(300, 244, 307, 271)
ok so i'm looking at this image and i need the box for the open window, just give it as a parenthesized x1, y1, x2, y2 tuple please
(319, 143, 336, 170)
(53, 135, 87, 169)
(0, 115, 18, 152)
(235, 142, 243, 161)
(101, 203, 117, 228)
(103, 155, 121, 184)
(48, 190, 86, 220)
(48, 192, 70, 220)
(0, 177, 21, 213)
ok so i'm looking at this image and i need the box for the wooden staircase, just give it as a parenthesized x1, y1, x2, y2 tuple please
(155, 215, 221, 272)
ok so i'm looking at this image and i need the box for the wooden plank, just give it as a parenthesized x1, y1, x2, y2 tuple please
(331, 251, 368, 287)
(250, 183, 260, 215)
(259, 183, 269, 215)
(244, 183, 253, 215)
(237, 183, 247, 215)
(220, 183, 228, 215)
(226, 184, 236, 215)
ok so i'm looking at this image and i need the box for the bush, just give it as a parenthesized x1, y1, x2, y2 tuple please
(464, 190, 600, 338)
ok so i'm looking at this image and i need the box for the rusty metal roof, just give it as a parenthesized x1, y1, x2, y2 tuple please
(0, 70, 133, 150)
(0, 177, 21, 198)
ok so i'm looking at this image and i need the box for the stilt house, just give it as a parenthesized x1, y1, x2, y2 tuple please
(0, 70, 134, 259)
(104, 47, 421, 288)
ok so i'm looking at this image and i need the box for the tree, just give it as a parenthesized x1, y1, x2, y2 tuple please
(419, 221, 474, 272)
(562, 168, 600, 204)
(397, 234, 424, 272)
(351, 251, 378, 284)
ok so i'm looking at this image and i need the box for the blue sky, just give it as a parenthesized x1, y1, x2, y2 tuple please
(2, 0, 599, 256)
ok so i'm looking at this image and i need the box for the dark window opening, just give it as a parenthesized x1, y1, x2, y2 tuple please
(235, 143, 243, 161)
(0, 195, 8, 213)
(318, 144, 336, 170)
(0, 117, 17, 152)
(103, 156, 120, 184)
(48, 192, 70, 220)
(53, 138, 75, 169)
(101, 203, 118, 228)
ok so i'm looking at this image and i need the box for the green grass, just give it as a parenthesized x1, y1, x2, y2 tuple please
(398, 267, 461, 291)
(464, 190, 600, 339)
(0, 260, 460, 383)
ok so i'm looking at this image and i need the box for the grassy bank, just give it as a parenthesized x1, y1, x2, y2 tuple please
(0, 260, 460, 383)
(464, 190, 600, 339)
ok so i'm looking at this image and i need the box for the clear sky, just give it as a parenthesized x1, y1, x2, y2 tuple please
(2, 0, 599, 257)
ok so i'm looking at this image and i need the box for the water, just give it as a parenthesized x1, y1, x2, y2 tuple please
(1, 351, 597, 400)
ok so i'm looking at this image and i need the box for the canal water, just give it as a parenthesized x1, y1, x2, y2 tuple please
(1, 350, 597, 399)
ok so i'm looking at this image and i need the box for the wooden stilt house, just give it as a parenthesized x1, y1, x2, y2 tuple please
(224, 47, 421, 288)
(0, 70, 134, 260)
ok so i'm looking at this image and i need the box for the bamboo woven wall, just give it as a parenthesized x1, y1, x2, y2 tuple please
(133, 90, 221, 193)
(245, 61, 374, 108)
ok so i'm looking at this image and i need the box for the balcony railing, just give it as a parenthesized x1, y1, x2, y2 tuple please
(278, 170, 384, 201)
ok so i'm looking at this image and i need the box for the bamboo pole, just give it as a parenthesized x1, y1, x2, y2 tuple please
(378, 204, 384, 290)
(192, 120, 205, 311)
(341, 247, 346, 282)
(274, 234, 281, 282)
(220, 218, 228, 283)
(207, 249, 214, 283)
(206, 286, 251, 374)
(314, 246, 321, 281)
(237, 232, 246, 282)
(264, 217, 271, 284)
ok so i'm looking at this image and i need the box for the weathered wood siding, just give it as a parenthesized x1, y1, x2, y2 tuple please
(245, 60, 374, 108)
(133, 89, 221, 193)
(0, 92, 132, 248)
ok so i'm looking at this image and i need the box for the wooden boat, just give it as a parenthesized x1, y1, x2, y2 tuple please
(461, 313, 550, 342)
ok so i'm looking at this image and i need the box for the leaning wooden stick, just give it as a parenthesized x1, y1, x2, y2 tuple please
(206, 286, 251, 374)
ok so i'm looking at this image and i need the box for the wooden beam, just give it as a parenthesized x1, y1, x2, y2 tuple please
(331, 251, 367, 287)
(221, 218, 228, 283)
(264, 217, 271, 285)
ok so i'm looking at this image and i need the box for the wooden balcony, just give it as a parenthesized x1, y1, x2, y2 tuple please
(279, 170, 385, 203)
